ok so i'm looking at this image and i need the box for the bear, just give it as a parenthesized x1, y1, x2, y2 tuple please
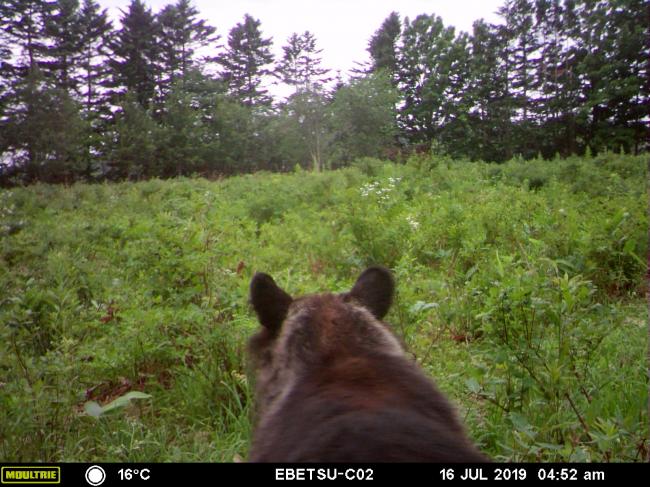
(247, 266, 488, 462)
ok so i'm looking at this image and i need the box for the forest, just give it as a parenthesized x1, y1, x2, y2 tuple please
(0, 0, 647, 185)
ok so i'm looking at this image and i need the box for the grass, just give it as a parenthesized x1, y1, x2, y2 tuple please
(0, 152, 647, 461)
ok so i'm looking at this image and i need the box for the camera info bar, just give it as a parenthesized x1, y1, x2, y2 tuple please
(1, 463, 646, 485)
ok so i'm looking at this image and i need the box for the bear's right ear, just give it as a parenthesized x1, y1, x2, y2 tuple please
(348, 266, 394, 320)
(250, 272, 293, 333)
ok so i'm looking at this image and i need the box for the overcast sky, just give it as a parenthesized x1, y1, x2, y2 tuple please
(100, 0, 504, 77)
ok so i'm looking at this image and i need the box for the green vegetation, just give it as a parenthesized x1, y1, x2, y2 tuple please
(0, 153, 647, 462)
(2, 0, 647, 185)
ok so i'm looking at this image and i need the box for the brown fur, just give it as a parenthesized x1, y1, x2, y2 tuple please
(247, 267, 488, 462)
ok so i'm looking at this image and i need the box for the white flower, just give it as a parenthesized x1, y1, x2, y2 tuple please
(360, 178, 399, 202)
(406, 215, 420, 230)
(359, 182, 378, 197)
(387, 176, 402, 187)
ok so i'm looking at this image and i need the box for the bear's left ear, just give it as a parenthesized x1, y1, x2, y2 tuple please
(347, 266, 394, 319)
(250, 272, 293, 333)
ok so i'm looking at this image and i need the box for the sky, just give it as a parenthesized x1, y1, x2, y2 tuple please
(100, 0, 504, 78)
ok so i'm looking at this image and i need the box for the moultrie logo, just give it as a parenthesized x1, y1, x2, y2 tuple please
(1, 466, 61, 484)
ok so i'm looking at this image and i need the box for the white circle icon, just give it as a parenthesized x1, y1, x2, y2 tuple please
(85, 466, 106, 486)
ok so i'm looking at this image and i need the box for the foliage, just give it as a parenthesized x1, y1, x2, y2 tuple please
(366, 11, 401, 78)
(276, 31, 330, 92)
(0, 153, 646, 462)
(104, 95, 160, 180)
(156, 0, 218, 100)
(107, 0, 159, 110)
(215, 14, 274, 108)
(0, 70, 86, 183)
(397, 13, 460, 144)
(329, 72, 399, 166)
(1, 0, 647, 186)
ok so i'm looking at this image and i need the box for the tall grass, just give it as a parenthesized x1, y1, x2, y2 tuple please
(0, 153, 646, 461)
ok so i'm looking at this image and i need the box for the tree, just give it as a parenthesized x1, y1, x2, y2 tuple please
(276, 31, 330, 93)
(437, 32, 474, 158)
(498, 0, 540, 157)
(569, 0, 648, 154)
(282, 90, 331, 171)
(216, 14, 274, 107)
(1, 70, 85, 183)
(156, 81, 209, 177)
(396, 14, 460, 146)
(367, 12, 401, 81)
(156, 0, 217, 98)
(465, 19, 515, 161)
(69, 0, 113, 178)
(504, 0, 538, 123)
(105, 93, 160, 180)
(0, 1, 88, 183)
(0, 19, 13, 121)
(77, 0, 113, 118)
(533, 0, 572, 157)
(329, 72, 399, 165)
(108, 0, 159, 109)
(43, 0, 83, 94)
(0, 1, 50, 77)
(0, 0, 49, 123)
(276, 31, 332, 170)
(608, 0, 648, 154)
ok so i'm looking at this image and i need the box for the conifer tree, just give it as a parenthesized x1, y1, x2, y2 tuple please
(466, 19, 515, 161)
(108, 0, 159, 109)
(498, 0, 540, 157)
(216, 14, 274, 107)
(396, 14, 458, 145)
(276, 31, 332, 170)
(0, 0, 50, 77)
(77, 0, 112, 117)
(569, 0, 648, 153)
(2, 69, 85, 183)
(367, 12, 401, 81)
(157, 0, 218, 96)
(43, 0, 83, 94)
(276, 31, 330, 93)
